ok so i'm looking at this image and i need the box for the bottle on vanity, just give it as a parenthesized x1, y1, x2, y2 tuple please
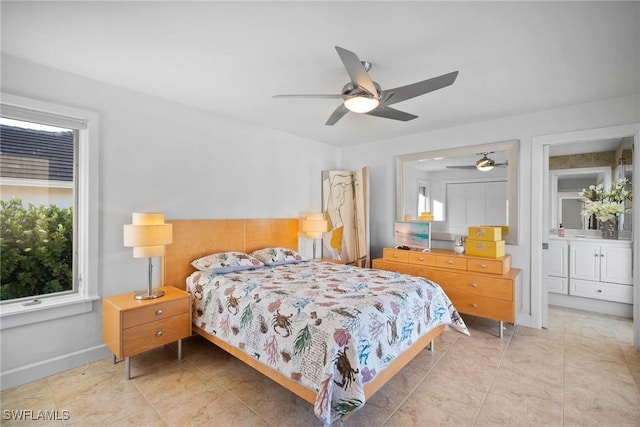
(557, 224, 565, 237)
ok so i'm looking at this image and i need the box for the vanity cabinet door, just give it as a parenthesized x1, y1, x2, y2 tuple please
(547, 241, 568, 277)
(600, 245, 632, 285)
(570, 243, 600, 282)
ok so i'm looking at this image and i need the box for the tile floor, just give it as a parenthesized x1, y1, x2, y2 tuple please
(2, 306, 639, 427)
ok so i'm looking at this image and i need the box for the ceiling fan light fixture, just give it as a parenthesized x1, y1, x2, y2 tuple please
(344, 95, 379, 113)
(476, 156, 496, 171)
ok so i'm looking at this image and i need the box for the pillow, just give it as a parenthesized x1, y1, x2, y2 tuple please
(191, 251, 264, 273)
(251, 247, 307, 266)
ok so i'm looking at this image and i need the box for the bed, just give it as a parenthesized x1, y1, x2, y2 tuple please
(162, 218, 468, 426)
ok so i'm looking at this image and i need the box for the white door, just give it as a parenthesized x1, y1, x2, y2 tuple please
(570, 244, 600, 282)
(601, 246, 633, 285)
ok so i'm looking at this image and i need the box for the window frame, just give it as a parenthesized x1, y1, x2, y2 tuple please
(0, 93, 100, 329)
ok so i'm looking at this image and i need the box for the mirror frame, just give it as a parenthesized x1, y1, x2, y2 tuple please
(549, 166, 612, 233)
(396, 139, 519, 245)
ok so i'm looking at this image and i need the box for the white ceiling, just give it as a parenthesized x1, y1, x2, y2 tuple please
(1, 1, 639, 148)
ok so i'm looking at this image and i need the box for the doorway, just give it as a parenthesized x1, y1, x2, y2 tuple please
(531, 123, 640, 350)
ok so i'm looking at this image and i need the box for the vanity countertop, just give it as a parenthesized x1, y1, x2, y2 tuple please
(549, 234, 632, 242)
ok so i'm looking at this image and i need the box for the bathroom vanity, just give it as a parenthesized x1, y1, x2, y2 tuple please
(547, 236, 633, 316)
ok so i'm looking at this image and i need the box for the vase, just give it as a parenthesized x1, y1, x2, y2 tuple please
(600, 216, 619, 240)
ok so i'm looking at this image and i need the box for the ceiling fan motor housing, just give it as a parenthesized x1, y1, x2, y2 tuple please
(341, 81, 381, 98)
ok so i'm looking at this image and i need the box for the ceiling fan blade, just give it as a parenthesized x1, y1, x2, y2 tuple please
(335, 46, 378, 96)
(366, 106, 418, 122)
(325, 104, 349, 126)
(381, 71, 459, 106)
(273, 94, 344, 99)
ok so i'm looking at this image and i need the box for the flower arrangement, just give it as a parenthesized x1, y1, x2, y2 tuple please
(579, 178, 632, 221)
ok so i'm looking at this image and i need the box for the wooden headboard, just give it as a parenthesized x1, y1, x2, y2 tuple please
(161, 218, 300, 290)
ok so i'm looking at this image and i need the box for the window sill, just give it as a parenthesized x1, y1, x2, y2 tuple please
(0, 294, 100, 330)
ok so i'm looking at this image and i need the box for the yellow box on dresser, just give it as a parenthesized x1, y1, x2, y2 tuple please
(374, 248, 520, 338)
(467, 226, 502, 241)
(465, 239, 505, 258)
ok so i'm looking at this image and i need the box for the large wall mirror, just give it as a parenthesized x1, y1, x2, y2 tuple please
(396, 140, 519, 245)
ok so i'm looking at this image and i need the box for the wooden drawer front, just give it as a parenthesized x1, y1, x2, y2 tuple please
(426, 270, 512, 301)
(408, 251, 437, 266)
(123, 298, 189, 329)
(435, 255, 467, 270)
(383, 248, 410, 263)
(373, 259, 422, 277)
(570, 279, 633, 304)
(446, 290, 514, 322)
(123, 313, 191, 356)
(467, 258, 507, 275)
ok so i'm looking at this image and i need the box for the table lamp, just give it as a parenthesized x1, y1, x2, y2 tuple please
(123, 212, 173, 300)
(301, 213, 328, 259)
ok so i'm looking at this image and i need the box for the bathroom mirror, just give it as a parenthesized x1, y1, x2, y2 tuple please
(396, 140, 519, 245)
(550, 167, 612, 232)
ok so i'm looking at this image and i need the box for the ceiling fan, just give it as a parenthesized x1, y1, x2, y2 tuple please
(446, 152, 508, 172)
(273, 46, 459, 126)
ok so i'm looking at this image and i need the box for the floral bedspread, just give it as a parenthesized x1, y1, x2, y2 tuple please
(187, 261, 469, 426)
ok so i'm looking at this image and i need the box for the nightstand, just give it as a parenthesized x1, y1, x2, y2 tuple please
(102, 286, 191, 379)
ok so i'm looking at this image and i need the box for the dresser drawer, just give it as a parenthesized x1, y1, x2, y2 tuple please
(570, 279, 633, 304)
(435, 255, 467, 270)
(467, 258, 509, 275)
(445, 291, 515, 322)
(123, 312, 191, 356)
(383, 248, 410, 263)
(408, 251, 437, 266)
(123, 297, 189, 329)
(424, 270, 512, 301)
(373, 259, 422, 277)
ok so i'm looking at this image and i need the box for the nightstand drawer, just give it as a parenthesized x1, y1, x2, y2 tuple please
(123, 297, 189, 329)
(123, 312, 191, 356)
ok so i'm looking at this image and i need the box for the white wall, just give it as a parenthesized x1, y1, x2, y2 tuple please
(341, 94, 640, 327)
(0, 55, 340, 389)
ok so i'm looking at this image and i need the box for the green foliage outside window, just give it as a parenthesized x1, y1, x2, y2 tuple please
(0, 198, 73, 301)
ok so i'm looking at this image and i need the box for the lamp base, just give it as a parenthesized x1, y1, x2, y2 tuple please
(134, 288, 165, 300)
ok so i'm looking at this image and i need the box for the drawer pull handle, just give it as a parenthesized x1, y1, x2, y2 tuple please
(393, 254, 398, 258)
(156, 331, 163, 337)
(447, 260, 453, 265)
(471, 304, 478, 308)
(156, 309, 163, 315)
(597, 289, 603, 293)
(471, 283, 478, 288)
(481, 264, 487, 269)
(418, 257, 424, 261)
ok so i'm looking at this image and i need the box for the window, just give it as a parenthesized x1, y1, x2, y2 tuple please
(0, 94, 99, 328)
(1, 118, 77, 301)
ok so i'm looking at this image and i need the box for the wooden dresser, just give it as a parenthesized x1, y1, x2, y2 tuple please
(373, 248, 521, 338)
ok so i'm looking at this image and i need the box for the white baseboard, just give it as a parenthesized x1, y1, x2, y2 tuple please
(548, 293, 633, 318)
(1, 344, 111, 391)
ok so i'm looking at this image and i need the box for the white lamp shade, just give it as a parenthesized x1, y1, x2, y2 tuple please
(123, 212, 173, 258)
(344, 95, 379, 113)
(301, 213, 328, 239)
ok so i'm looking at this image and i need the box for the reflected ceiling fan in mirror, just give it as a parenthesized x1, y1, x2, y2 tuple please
(446, 152, 508, 172)
(273, 46, 459, 126)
